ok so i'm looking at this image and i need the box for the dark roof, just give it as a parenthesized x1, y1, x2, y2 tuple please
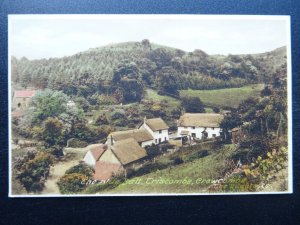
(178, 113, 224, 128)
(145, 118, 169, 131)
(110, 129, 153, 143)
(111, 138, 147, 165)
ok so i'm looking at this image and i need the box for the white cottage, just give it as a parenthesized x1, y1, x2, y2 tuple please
(106, 117, 170, 147)
(83, 144, 107, 168)
(139, 117, 169, 144)
(177, 113, 224, 140)
(106, 128, 154, 147)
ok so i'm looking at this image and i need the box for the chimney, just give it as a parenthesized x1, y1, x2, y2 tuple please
(144, 116, 147, 124)
(110, 135, 113, 146)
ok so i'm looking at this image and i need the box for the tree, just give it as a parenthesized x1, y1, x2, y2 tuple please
(220, 113, 243, 140)
(17, 151, 54, 192)
(155, 66, 180, 96)
(181, 96, 205, 113)
(112, 61, 144, 103)
(41, 117, 64, 146)
(30, 89, 69, 124)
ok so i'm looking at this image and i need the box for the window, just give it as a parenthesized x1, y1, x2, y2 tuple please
(165, 137, 167, 141)
(191, 133, 196, 138)
(23, 98, 26, 101)
(159, 130, 162, 134)
(155, 139, 158, 143)
(192, 126, 195, 129)
(212, 127, 215, 130)
(159, 138, 161, 143)
(212, 134, 216, 138)
(17, 103, 21, 108)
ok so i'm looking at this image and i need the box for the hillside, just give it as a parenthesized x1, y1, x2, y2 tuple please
(11, 40, 286, 95)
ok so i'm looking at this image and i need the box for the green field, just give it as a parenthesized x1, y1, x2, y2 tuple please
(100, 144, 236, 194)
(180, 84, 264, 108)
(145, 89, 180, 108)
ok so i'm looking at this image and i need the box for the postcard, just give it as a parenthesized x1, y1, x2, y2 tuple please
(8, 14, 292, 196)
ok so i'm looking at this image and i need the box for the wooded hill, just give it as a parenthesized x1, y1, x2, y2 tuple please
(11, 40, 286, 101)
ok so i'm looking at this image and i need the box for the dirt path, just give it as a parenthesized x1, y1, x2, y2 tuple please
(41, 160, 79, 195)
(40, 147, 90, 195)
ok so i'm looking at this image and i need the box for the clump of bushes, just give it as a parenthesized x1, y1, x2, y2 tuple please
(67, 138, 88, 148)
(57, 173, 89, 194)
(16, 151, 55, 192)
(65, 163, 94, 177)
(57, 163, 94, 194)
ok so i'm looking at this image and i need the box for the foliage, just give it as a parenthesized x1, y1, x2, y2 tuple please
(65, 163, 94, 177)
(16, 151, 54, 192)
(41, 117, 64, 146)
(181, 96, 205, 113)
(67, 138, 88, 148)
(57, 173, 89, 194)
(29, 89, 69, 124)
(12, 42, 286, 101)
(95, 114, 109, 125)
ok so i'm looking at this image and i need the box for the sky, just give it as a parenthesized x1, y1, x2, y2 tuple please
(9, 15, 290, 60)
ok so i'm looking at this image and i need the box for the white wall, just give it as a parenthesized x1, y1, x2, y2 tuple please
(141, 140, 155, 147)
(177, 126, 221, 139)
(142, 123, 169, 144)
(83, 151, 96, 168)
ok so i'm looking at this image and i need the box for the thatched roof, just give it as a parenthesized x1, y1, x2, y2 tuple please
(178, 113, 224, 128)
(111, 138, 147, 165)
(110, 129, 153, 143)
(145, 118, 169, 131)
(89, 144, 107, 161)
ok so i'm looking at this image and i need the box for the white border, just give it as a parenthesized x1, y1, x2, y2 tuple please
(8, 14, 293, 197)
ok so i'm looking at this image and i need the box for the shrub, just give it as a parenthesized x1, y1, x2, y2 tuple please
(186, 150, 209, 162)
(47, 145, 64, 158)
(17, 151, 54, 192)
(173, 156, 184, 165)
(95, 114, 108, 125)
(145, 144, 160, 156)
(67, 138, 89, 148)
(57, 173, 89, 194)
(65, 164, 94, 177)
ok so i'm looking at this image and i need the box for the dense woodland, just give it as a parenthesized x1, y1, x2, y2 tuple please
(12, 40, 286, 102)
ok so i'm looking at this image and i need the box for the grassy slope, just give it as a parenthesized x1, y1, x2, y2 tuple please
(102, 144, 235, 194)
(180, 84, 264, 108)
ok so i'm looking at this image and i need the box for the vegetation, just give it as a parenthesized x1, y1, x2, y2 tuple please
(180, 84, 264, 108)
(181, 96, 205, 113)
(11, 41, 286, 104)
(57, 163, 94, 194)
(11, 40, 288, 195)
(14, 151, 55, 192)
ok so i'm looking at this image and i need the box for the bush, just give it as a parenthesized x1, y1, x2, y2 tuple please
(17, 151, 54, 192)
(67, 138, 89, 148)
(145, 144, 160, 156)
(110, 111, 126, 120)
(83, 175, 126, 194)
(47, 145, 64, 158)
(65, 163, 94, 177)
(173, 156, 184, 165)
(95, 114, 108, 125)
(57, 173, 89, 194)
(186, 150, 209, 162)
